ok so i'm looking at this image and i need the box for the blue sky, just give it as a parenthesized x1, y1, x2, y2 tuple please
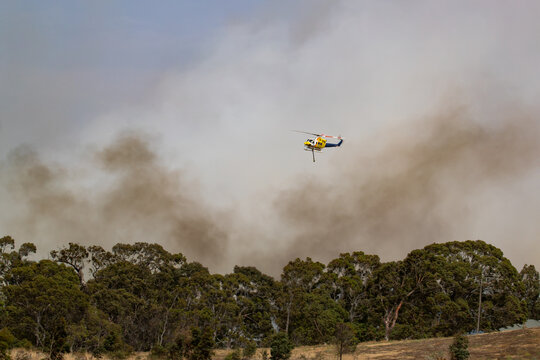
(0, 1, 267, 142)
(1, 1, 265, 70)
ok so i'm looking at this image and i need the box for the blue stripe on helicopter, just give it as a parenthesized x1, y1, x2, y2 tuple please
(325, 139, 343, 147)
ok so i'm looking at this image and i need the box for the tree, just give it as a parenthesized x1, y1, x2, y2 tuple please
(88, 244, 188, 351)
(0, 237, 14, 254)
(333, 323, 357, 360)
(398, 241, 527, 337)
(111, 243, 185, 273)
(369, 259, 425, 341)
(279, 258, 325, 335)
(0, 236, 532, 352)
(242, 340, 257, 359)
(290, 291, 346, 345)
(50, 243, 88, 285)
(65, 306, 126, 356)
(425, 241, 527, 332)
(1, 238, 36, 287)
(228, 266, 277, 345)
(88, 245, 116, 278)
(0, 328, 17, 360)
(18, 243, 37, 258)
(186, 327, 214, 360)
(449, 333, 469, 360)
(88, 261, 154, 350)
(3, 260, 88, 359)
(326, 252, 380, 323)
(520, 264, 540, 320)
(270, 333, 293, 360)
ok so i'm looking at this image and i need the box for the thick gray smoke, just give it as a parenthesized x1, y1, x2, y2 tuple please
(272, 106, 540, 268)
(1, 133, 228, 266)
(1, 2, 540, 275)
(1, 108, 539, 275)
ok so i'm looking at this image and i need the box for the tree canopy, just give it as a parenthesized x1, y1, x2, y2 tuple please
(0, 237, 535, 358)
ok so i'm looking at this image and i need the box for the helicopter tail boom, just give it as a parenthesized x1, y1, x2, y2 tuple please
(324, 139, 343, 147)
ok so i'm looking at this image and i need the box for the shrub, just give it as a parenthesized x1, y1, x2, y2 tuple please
(224, 349, 241, 360)
(186, 327, 214, 360)
(333, 323, 358, 360)
(150, 345, 168, 359)
(242, 341, 257, 360)
(0, 328, 17, 360)
(449, 333, 469, 360)
(270, 333, 293, 360)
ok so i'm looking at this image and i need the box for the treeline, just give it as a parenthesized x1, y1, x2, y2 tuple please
(0, 236, 539, 359)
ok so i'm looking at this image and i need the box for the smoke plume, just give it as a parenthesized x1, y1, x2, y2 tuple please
(1, 133, 228, 267)
(271, 106, 540, 268)
(1, 2, 540, 275)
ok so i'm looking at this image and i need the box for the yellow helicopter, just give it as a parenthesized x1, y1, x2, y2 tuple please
(294, 131, 344, 162)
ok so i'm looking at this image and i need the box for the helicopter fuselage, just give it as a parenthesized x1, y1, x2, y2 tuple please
(295, 131, 343, 162)
(303, 137, 326, 150)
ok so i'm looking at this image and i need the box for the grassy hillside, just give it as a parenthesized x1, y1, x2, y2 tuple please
(10, 328, 540, 360)
(218, 328, 540, 360)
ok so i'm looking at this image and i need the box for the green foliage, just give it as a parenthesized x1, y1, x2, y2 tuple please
(0, 328, 16, 348)
(333, 323, 357, 360)
(326, 252, 380, 323)
(66, 306, 126, 356)
(449, 333, 469, 360)
(392, 241, 528, 339)
(0, 237, 15, 253)
(224, 349, 241, 360)
(520, 264, 540, 320)
(3, 260, 88, 358)
(0, 236, 533, 355)
(0, 328, 16, 360)
(108, 348, 133, 360)
(17, 243, 36, 258)
(242, 341, 257, 359)
(50, 243, 89, 284)
(186, 328, 214, 360)
(270, 333, 293, 360)
(149, 329, 190, 360)
(14, 339, 32, 350)
(150, 344, 168, 359)
(0, 346, 9, 360)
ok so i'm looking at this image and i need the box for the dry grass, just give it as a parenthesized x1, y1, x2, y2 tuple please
(288, 328, 540, 360)
(10, 328, 540, 360)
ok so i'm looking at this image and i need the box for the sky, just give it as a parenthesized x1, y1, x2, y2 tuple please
(1, 0, 539, 276)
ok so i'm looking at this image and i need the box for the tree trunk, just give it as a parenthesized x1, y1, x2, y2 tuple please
(285, 292, 293, 334)
(476, 273, 483, 333)
(383, 301, 403, 341)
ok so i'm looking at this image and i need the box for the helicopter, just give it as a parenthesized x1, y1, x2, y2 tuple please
(293, 131, 344, 162)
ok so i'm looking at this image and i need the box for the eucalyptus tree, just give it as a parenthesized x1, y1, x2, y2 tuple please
(279, 258, 326, 336)
(88, 244, 187, 351)
(0, 236, 36, 286)
(3, 260, 88, 358)
(50, 242, 88, 285)
(424, 241, 526, 332)
(221, 266, 277, 347)
(520, 264, 540, 320)
(326, 252, 380, 323)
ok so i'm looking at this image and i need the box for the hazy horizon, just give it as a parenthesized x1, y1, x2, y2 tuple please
(1, 1, 539, 276)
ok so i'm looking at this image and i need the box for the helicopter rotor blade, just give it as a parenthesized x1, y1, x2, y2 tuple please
(292, 130, 344, 140)
(292, 130, 322, 137)
(321, 134, 344, 139)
